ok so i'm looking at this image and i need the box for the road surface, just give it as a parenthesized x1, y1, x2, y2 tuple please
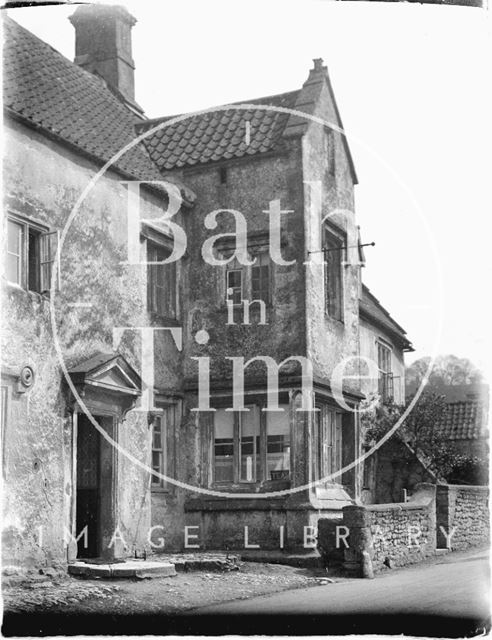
(186, 547, 490, 636)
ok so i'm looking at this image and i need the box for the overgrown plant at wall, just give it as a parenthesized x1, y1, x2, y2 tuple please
(361, 392, 488, 485)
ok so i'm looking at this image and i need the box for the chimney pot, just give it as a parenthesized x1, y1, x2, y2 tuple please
(313, 58, 324, 71)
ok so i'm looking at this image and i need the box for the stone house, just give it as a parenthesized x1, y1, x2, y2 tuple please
(2, 5, 414, 568)
(1, 7, 194, 569)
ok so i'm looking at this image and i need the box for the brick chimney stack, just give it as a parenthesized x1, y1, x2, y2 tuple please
(69, 4, 142, 113)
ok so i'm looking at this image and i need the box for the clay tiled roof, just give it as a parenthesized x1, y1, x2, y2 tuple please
(136, 90, 300, 171)
(2, 16, 163, 183)
(437, 400, 487, 440)
(359, 284, 413, 351)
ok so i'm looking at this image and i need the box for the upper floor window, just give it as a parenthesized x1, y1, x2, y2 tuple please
(147, 241, 176, 319)
(6, 216, 59, 294)
(323, 226, 344, 321)
(226, 267, 243, 306)
(251, 252, 270, 304)
(225, 252, 271, 307)
(377, 341, 394, 401)
(326, 129, 336, 176)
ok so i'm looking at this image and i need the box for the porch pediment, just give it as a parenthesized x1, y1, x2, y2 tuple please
(68, 352, 141, 398)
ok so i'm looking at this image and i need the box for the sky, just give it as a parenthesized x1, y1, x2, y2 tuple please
(5, 0, 492, 379)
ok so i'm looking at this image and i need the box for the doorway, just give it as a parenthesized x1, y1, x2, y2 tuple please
(75, 413, 115, 559)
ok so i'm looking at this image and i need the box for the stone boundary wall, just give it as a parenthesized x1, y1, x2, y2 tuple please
(342, 483, 437, 576)
(436, 484, 489, 550)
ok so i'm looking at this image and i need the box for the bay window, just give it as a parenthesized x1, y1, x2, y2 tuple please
(212, 403, 290, 485)
(312, 405, 343, 486)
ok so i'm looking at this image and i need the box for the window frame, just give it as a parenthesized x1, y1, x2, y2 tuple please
(146, 239, 177, 320)
(211, 400, 291, 488)
(326, 128, 336, 177)
(322, 224, 345, 322)
(5, 213, 59, 295)
(223, 250, 272, 308)
(251, 251, 271, 305)
(225, 267, 243, 307)
(377, 340, 394, 401)
(150, 403, 177, 492)
(312, 403, 343, 490)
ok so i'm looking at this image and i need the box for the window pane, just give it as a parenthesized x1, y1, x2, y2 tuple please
(28, 230, 39, 292)
(152, 418, 162, 450)
(240, 407, 260, 482)
(324, 231, 343, 320)
(214, 409, 234, 482)
(8, 220, 22, 253)
(312, 411, 321, 482)
(151, 450, 162, 485)
(266, 405, 290, 480)
(7, 221, 23, 284)
(252, 258, 269, 303)
(147, 243, 176, 317)
(335, 412, 342, 473)
(226, 269, 242, 305)
(6, 254, 21, 284)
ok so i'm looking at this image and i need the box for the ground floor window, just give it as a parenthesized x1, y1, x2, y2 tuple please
(312, 404, 343, 485)
(151, 404, 177, 490)
(213, 403, 290, 484)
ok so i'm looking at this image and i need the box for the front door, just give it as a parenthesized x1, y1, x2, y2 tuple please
(76, 414, 115, 559)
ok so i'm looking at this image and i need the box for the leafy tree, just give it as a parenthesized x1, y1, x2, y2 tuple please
(406, 354, 483, 396)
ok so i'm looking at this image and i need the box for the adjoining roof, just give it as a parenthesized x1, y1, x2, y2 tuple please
(136, 59, 358, 183)
(2, 16, 182, 191)
(436, 400, 488, 440)
(360, 284, 413, 351)
(136, 90, 300, 172)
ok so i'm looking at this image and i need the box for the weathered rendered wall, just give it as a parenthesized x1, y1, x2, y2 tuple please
(179, 143, 307, 384)
(2, 118, 182, 568)
(436, 484, 489, 550)
(302, 81, 359, 389)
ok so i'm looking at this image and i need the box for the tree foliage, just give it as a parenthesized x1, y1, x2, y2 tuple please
(406, 354, 483, 396)
(361, 391, 488, 484)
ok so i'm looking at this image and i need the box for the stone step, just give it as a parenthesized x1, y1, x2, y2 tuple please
(68, 560, 176, 579)
(240, 549, 322, 568)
